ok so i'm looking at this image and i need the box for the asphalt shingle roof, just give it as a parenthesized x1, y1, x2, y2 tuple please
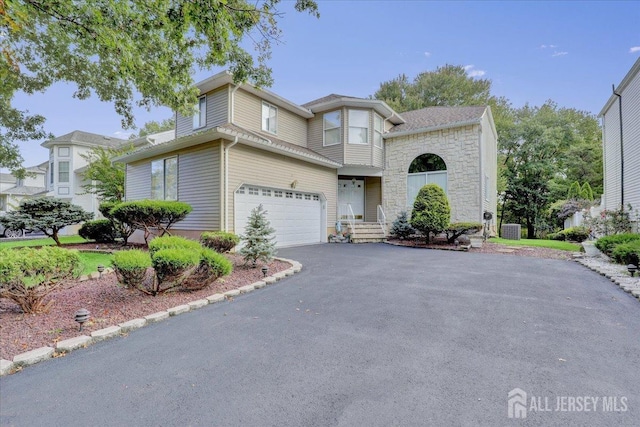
(302, 94, 365, 108)
(47, 130, 126, 148)
(387, 106, 487, 134)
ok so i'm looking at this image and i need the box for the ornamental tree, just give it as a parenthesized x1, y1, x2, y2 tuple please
(109, 200, 192, 244)
(0, 198, 93, 245)
(410, 184, 450, 243)
(239, 204, 277, 266)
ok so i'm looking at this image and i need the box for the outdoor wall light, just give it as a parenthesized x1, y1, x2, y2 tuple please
(291, 180, 298, 189)
(261, 266, 269, 277)
(74, 308, 90, 332)
(97, 264, 105, 279)
(627, 264, 638, 277)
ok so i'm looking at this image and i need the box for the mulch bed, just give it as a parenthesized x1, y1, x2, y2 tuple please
(0, 246, 290, 361)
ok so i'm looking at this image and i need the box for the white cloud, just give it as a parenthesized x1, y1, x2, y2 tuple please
(539, 44, 558, 49)
(424, 51, 431, 57)
(630, 46, 640, 53)
(464, 64, 486, 77)
(551, 51, 568, 57)
(463, 64, 474, 71)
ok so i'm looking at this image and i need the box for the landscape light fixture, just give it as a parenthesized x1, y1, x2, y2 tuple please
(74, 308, 90, 332)
(97, 264, 105, 279)
(627, 264, 638, 277)
(261, 266, 269, 277)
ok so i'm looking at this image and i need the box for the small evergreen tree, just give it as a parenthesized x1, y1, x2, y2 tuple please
(580, 182, 594, 201)
(567, 181, 582, 200)
(390, 211, 415, 240)
(240, 204, 277, 266)
(410, 184, 450, 243)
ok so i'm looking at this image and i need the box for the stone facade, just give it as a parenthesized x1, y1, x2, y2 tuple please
(383, 125, 483, 225)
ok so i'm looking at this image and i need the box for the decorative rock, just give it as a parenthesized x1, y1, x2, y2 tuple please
(284, 269, 295, 276)
(273, 271, 287, 280)
(496, 249, 515, 253)
(0, 359, 14, 376)
(167, 305, 190, 316)
(238, 284, 255, 293)
(206, 294, 225, 303)
(293, 266, 302, 273)
(91, 326, 122, 342)
(632, 290, 640, 298)
(56, 336, 92, 353)
(253, 281, 266, 289)
(89, 272, 100, 280)
(264, 276, 277, 284)
(144, 311, 170, 323)
(224, 289, 241, 297)
(119, 318, 146, 332)
(188, 299, 209, 309)
(13, 347, 54, 367)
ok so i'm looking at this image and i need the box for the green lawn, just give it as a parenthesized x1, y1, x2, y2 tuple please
(0, 235, 88, 249)
(78, 252, 114, 276)
(489, 237, 581, 252)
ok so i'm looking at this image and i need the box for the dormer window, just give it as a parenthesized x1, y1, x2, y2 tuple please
(348, 110, 369, 145)
(262, 102, 278, 134)
(323, 111, 341, 146)
(193, 95, 206, 129)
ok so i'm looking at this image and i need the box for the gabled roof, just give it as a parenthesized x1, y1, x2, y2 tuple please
(302, 93, 405, 125)
(41, 130, 126, 149)
(114, 123, 341, 169)
(386, 106, 488, 138)
(25, 162, 48, 173)
(2, 186, 47, 196)
(302, 94, 361, 108)
(599, 57, 640, 117)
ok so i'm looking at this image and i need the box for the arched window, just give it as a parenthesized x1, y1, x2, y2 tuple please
(407, 153, 447, 207)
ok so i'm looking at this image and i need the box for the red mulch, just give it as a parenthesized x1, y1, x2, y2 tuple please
(0, 248, 290, 361)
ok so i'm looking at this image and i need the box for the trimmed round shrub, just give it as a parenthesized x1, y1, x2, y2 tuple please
(410, 184, 450, 243)
(183, 248, 233, 290)
(611, 240, 640, 264)
(548, 232, 565, 241)
(200, 231, 240, 253)
(151, 248, 200, 285)
(112, 250, 151, 288)
(148, 235, 202, 256)
(563, 226, 589, 243)
(79, 219, 118, 243)
(594, 233, 640, 256)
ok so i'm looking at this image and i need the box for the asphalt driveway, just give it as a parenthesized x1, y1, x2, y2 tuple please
(1, 244, 638, 426)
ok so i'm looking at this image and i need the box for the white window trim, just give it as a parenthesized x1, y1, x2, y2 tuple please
(58, 147, 70, 157)
(374, 114, 383, 148)
(58, 160, 70, 183)
(348, 109, 369, 145)
(193, 95, 206, 129)
(323, 110, 341, 147)
(262, 101, 278, 134)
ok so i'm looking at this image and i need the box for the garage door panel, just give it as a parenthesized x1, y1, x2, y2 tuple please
(235, 186, 323, 248)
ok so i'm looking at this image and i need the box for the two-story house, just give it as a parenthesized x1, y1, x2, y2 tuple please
(116, 71, 498, 247)
(599, 56, 640, 227)
(0, 162, 47, 237)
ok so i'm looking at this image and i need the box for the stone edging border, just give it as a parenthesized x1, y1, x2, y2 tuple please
(575, 257, 640, 302)
(0, 257, 302, 377)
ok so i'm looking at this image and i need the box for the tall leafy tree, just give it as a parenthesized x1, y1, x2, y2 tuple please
(1, 0, 319, 176)
(80, 145, 131, 203)
(129, 118, 176, 139)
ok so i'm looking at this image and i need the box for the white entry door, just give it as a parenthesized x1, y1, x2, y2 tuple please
(235, 186, 324, 248)
(338, 179, 365, 222)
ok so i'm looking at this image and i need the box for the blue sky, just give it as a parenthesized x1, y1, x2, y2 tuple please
(9, 0, 640, 169)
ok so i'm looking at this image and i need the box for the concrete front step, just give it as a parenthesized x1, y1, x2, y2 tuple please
(351, 233, 387, 239)
(351, 238, 387, 243)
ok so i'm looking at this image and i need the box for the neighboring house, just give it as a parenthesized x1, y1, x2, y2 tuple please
(0, 163, 47, 237)
(599, 57, 640, 227)
(115, 71, 498, 247)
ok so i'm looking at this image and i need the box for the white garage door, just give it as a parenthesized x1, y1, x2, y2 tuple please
(235, 185, 324, 247)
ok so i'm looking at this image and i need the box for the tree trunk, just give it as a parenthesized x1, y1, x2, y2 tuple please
(52, 232, 61, 246)
(526, 218, 535, 239)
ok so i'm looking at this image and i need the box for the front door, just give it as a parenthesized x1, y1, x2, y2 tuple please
(338, 179, 365, 222)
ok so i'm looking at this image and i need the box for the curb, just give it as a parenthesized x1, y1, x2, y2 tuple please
(575, 257, 640, 303)
(0, 257, 302, 377)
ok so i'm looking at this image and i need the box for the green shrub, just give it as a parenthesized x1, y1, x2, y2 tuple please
(611, 240, 640, 264)
(200, 231, 240, 253)
(151, 248, 200, 288)
(100, 201, 134, 244)
(183, 248, 234, 290)
(444, 222, 482, 243)
(563, 226, 589, 243)
(548, 232, 565, 241)
(148, 235, 202, 256)
(112, 250, 151, 288)
(0, 247, 81, 313)
(410, 184, 450, 243)
(79, 219, 118, 242)
(390, 211, 415, 240)
(594, 233, 640, 256)
(110, 200, 192, 243)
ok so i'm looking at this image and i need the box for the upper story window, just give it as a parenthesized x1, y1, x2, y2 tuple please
(193, 95, 206, 129)
(348, 110, 369, 145)
(323, 111, 341, 146)
(58, 161, 70, 183)
(262, 102, 278, 134)
(151, 157, 178, 200)
(374, 114, 383, 148)
(50, 162, 54, 184)
(58, 147, 70, 157)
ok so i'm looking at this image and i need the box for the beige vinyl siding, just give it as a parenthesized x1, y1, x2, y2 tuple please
(364, 177, 381, 222)
(233, 89, 308, 146)
(176, 143, 221, 230)
(345, 109, 373, 165)
(126, 162, 151, 200)
(602, 102, 622, 211)
(227, 143, 336, 234)
(307, 113, 344, 164)
(621, 66, 640, 215)
(373, 145, 384, 168)
(176, 86, 229, 138)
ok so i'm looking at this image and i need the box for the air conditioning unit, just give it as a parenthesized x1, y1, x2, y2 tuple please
(501, 224, 521, 240)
